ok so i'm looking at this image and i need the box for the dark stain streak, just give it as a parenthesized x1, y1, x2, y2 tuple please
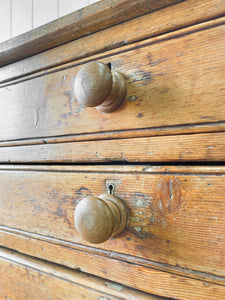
(74, 106, 84, 114)
(64, 90, 74, 111)
(122, 74, 129, 81)
(55, 205, 63, 217)
(150, 58, 167, 66)
(127, 95, 138, 101)
(200, 116, 215, 120)
(52, 195, 73, 228)
(128, 70, 152, 85)
(60, 111, 73, 120)
(131, 192, 152, 208)
(159, 87, 170, 94)
(74, 187, 92, 203)
(131, 228, 152, 239)
(32, 204, 44, 216)
(153, 72, 167, 77)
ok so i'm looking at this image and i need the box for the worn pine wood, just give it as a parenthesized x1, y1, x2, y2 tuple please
(0, 132, 225, 163)
(1, 224, 225, 287)
(0, 247, 160, 300)
(1, 164, 225, 174)
(0, 0, 225, 83)
(0, 0, 182, 67)
(1, 122, 225, 148)
(0, 23, 225, 142)
(1, 237, 225, 300)
(0, 166, 225, 279)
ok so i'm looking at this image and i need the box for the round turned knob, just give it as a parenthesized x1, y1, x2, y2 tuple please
(74, 194, 127, 244)
(74, 61, 127, 113)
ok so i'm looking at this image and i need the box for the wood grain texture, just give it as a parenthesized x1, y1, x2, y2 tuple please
(1, 164, 225, 174)
(0, 23, 225, 142)
(0, 165, 225, 279)
(0, 132, 225, 163)
(1, 229, 225, 300)
(1, 122, 225, 148)
(1, 0, 225, 83)
(0, 0, 182, 67)
(0, 247, 160, 300)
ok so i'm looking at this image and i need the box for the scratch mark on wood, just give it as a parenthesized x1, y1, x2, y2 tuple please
(34, 108, 40, 129)
(169, 179, 173, 213)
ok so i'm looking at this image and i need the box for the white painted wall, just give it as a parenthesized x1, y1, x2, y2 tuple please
(0, 0, 100, 43)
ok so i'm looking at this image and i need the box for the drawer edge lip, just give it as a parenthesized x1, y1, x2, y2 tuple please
(0, 247, 158, 300)
(1, 225, 225, 287)
(1, 121, 225, 147)
(1, 13, 225, 86)
(0, 164, 225, 175)
(0, 0, 182, 68)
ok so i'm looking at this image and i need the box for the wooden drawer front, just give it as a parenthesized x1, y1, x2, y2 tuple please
(1, 131, 225, 163)
(0, 23, 225, 142)
(0, 165, 225, 279)
(0, 248, 158, 300)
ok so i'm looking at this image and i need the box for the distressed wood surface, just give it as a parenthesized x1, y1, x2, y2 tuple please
(0, 0, 182, 67)
(1, 122, 225, 147)
(0, 23, 225, 142)
(1, 0, 224, 84)
(0, 247, 161, 300)
(1, 238, 225, 300)
(1, 164, 225, 174)
(0, 132, 225, 163)
(0, 165, 225, 279)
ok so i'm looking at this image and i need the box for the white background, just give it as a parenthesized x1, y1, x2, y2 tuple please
(0, 0, 99, 43)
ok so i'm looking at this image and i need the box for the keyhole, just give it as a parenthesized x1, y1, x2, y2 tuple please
(106, 62, 112, 70)
(107, 184, 115, 195)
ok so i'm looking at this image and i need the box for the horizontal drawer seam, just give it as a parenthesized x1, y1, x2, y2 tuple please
(0, 246, 131, 300)
(0, 226, 224, 287)
(1, 122, 225, 147)
(1, 15, 225, 88)
(1, 165, 225, 174)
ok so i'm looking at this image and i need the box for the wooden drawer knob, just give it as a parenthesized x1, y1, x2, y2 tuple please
(74, 61, 127, 113)
(74, 193, 127, 244)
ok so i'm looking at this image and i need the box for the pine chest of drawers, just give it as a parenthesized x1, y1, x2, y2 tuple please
(1, 0, 225, 299)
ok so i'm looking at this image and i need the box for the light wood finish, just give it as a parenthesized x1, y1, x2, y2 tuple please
(1, 1, 225, 298)
(0, 0, 182, 67)
(0, 247, 161, 300)
(0, 0, 225, 84)
(0, 22, 225, 142)
(1, 121, 225, 147)
(75, 193, 128, 244)
(0, 165, 225, 279)
(1, 236, 225, 300)
(74, 61, 127, 112)
(1, 164, 225, 174)
(1, 131, 225, 163)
